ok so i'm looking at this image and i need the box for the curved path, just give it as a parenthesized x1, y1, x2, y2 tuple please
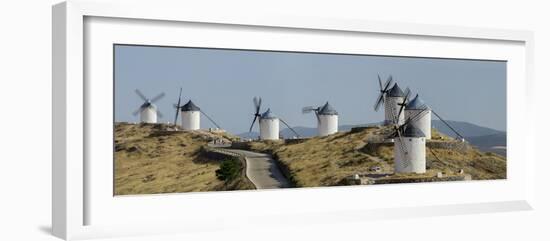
(225, 149, 291, 189)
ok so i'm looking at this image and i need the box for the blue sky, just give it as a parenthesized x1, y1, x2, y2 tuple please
(114, 45, 506, 134)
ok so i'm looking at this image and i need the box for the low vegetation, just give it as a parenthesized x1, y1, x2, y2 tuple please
(216, 157, 243, 182)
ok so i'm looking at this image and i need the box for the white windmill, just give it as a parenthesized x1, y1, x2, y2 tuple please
(402, 92, 466, 142)
(132, 89, 165, 123)
(387, 105, 431, 174)
(180, 100, 201, 130)
(404, 94, 432, 139)
(302, 101, 339, 136)
(249, 96, 300, 140)
(373, 75, 394, 120)
(373, 75, 409, 126)
(172, 87, 222, 131)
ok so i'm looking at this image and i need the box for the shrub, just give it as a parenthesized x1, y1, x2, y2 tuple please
(216, 157, 242, 182)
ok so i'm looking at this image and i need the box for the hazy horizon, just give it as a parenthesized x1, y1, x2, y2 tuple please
(114, 45, 507, 133)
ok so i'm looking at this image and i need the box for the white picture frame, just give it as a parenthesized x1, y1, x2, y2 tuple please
(52, 1, 535, 240)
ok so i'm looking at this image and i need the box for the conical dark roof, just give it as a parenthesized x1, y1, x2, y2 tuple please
(260, 108, 277, 119)
(403, 125, 426, 137)
(140, 101, 154, 109)
(406, 94, 431, 110)
(318, 102, 338, 115)
(180, 100, 200, 111)
(387, 83, 405, 97)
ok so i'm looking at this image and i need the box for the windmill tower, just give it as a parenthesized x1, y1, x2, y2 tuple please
(405, 94, 432, 139)
(249, 97, 278, 140)
(387, 104, 430, 174)
(303, 101, 338, 136)
(393, 125, 427, 173)
(180, 100, 201, 130)
(384, 83, 407, 125)
(132, 89, 165, 123)
(259, 109, 279, 140)
(172, 87, 223, 131)
(249, 97, 300, 140)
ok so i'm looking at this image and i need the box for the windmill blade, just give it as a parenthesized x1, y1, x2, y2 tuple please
(257, 97, 262, 113)
(302, 106, 315, 114)
(132, 108, 141, 116)
(248, 115, 258, 133)
(374, 94, 384, 111)
(253, 96, 262, 114)
(156, 109, 164, 118)
(280, 118, 301, 138)
(200, 110, 222, 129)
(396, 87, 411, 118)
(315, 112, 321, 124)
(173, 110, 179, 126)
(134, 89, 147, 101)
(396, 129, 408, 155)
(374, 75, 394, 111)
(395, 132, 410, 168)
(252, 96, 260, 109)
(173, 88, 182, 126)
(383, 76, 394, 92)
(150, 92, 166, 103)
(404, 87, 411, 99)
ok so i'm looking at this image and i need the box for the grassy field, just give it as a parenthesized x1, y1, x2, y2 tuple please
(114, 123, 253, 195)
(114, 123, 506, 194)
(241, 126, 506, 187)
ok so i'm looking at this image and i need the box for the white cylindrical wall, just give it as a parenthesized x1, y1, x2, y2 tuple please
(140, 107, 157, 123)
(260, 118, 279, 140)
(181, 110, 200, 130)
(405, 109, 432, 139)
(318, 114, 338, 136)
(384, 97, 405, 125)
(394, 137, 426, 173)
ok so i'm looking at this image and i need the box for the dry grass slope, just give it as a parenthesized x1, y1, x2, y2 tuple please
(114, 123, 253, 195)
(243, 126, 506, 187)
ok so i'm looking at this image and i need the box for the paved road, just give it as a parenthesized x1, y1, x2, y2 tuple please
(225, 149, 291, 189)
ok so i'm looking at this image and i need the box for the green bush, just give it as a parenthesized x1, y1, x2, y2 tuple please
(216, 157, 242, 182)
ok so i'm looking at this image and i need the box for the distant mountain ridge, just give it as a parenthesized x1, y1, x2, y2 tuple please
(431, 120, 504, 137)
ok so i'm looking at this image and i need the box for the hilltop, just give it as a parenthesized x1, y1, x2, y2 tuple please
(238, 120, 507, 155)
(235, 126, 506, 188)
(114, 122, 253, 195)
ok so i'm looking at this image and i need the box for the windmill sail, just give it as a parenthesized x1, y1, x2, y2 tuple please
(374, 75, 394, 111)
(249, 96, 262, 132)
(132, 89, 165, 119)
(134, 89, 147, 102)
(173, 87, 182, 126)
(396, 87, 411, 118)
(302, 105, 321, 124)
